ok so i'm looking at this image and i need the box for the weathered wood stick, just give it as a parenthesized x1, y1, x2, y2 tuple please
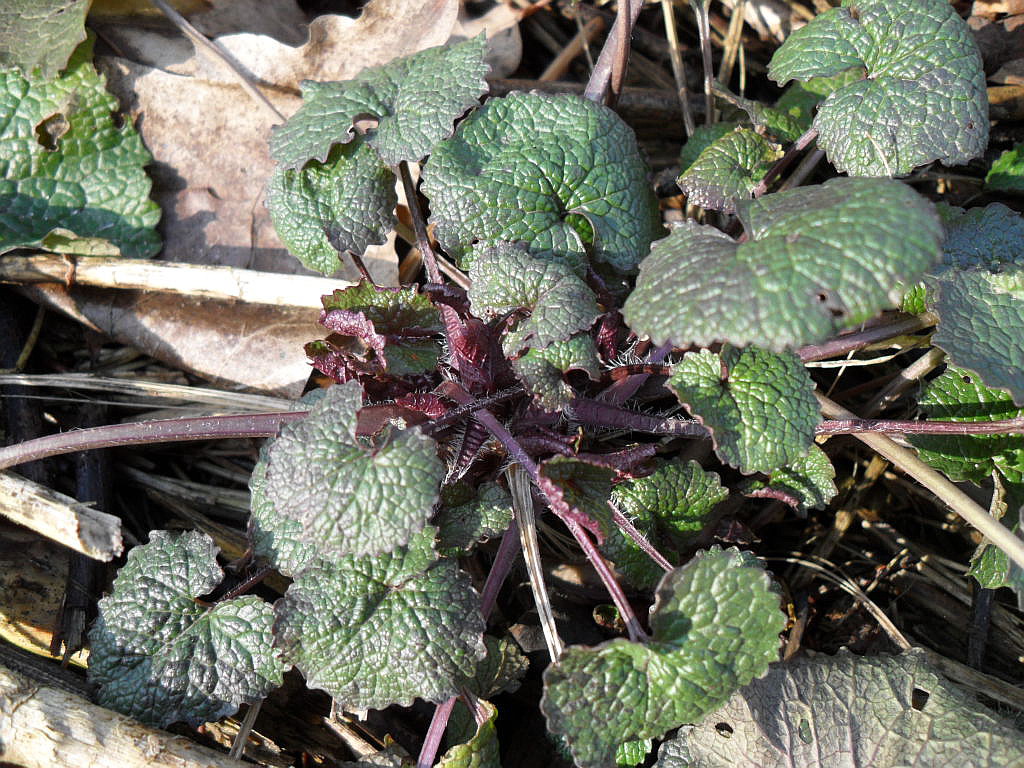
(0, 471, 122, 561)
(0, 661, 249, 768)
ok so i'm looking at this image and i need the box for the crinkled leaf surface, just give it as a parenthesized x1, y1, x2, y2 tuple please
(910, 368, 1024, 485)
(623, 177, 942, 350)
(0, 39, 160, 257)
(270, 35, 489, 168)
(678, 123, 736, 171)
(749, 445, 837, 513)
(512, 333, 601, 411)
(656, 649, 1024, 768)
(456, 635, 529, 698)
(987, 143, 1024, 194)
(469, 243, 600, 352)
(437, 700, 500, 768)
(615, 740, 652, 767)
(274, 527, 486, 709)
(538, 456, 615, 541)
(542, 548, 785, 768)
(267, 138, 396, 273)
(677, 128, 781, 214)
(768, 0, 988, 176)
(668, 346, 819, 473)
(926, 204, 1024, 405)
(604, 460, 728, 589)
(423, 91, 660, 272)
(0, 0, 88, 81)
(264, 381, 445, 557)
(434, 482, 513, 556)
(317, 281, 444, 376)
(248, 445, 312, 578)
(88, 531, 283, 727)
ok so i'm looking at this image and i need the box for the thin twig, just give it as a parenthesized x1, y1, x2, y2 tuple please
(718, 0, 746, 87)
(398, 162, 442, 285)
(797, 313, 936, 362)
(692, 0, 716, 124)
(229, 701, 262, 761)
(861, 346, 946, 417)
(816, 392, 1024, 573)
(817, 416, 1024, 436)
(540, 15, 605, 82)
(661, 0, 695, 137)
(778, 147, 825, 191)
(149, 0, 284, 122)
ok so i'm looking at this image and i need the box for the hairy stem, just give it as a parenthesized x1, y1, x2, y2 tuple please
(797, 313, 936, 362)
(0, 412, 307, 470)
(572, 398, 707, 437)
(816, 392, 1024, 573)
(611, 504, 673, 572)
(752, 126, 819, 197)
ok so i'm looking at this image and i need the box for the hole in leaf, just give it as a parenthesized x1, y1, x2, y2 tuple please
(353, 114, 379, 135)
(35, 113, 69, 151)
(714, 722, 734, 738)
(911, 687, 930, 710)
(962, 374, 973, 384)
(798, 718, 813, 744)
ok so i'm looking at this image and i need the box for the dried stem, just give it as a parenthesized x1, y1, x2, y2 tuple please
(692, 0, 716, 124)
(583, 0, 644, 103)
(398, 161, 442, 285)
(816, 392, 1024, 573)
(797, 313, 936, 362)
(660, 0, 695, 137)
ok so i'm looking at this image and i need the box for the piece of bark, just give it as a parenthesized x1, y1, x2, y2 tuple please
(0, 661, 249, 768)
(0, 471, 122, 561)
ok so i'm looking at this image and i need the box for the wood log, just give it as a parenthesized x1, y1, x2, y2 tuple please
(0, 661, 249, 768)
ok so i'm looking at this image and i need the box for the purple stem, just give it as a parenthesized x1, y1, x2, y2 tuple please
(479, 521, 521, 619)
(0, 411, 307, 470)
(611, 506, 673, 572)
(446, 384, 647, 642)
(598, 342, 673, 406)
(573, 398, 708, 437)
(818, 416, 1024, 436)
(752, 126, 819, 198)
(416, 696, 456, 768)
(797, 313, 935, 362)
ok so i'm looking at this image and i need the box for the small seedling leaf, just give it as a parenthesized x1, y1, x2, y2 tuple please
(434, 482, 514, 557)
(87, 531, 283, 727)
(668, 346, 819, 473)
(512, 333, 601, 411)
(264, 381, 445, 558)
(623, 177, 942, 350)
(986, 143, 1024, 195)
(274, 527, 486, 709)
(423, 91, 661, 272)
(270, 36, 489, 168)
(266, 138, 396, 273)
(768, 0, 988, 176)
(604, 460, 728, 588)
(677, 128, 782, 213)
(469, 243, 600, 352)
(542, 547, 784, 768)
(749, 445, 838, 513)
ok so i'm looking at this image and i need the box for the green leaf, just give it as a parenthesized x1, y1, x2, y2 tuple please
(768, 0, 988, 176)
(0, 0, 89, 81)
(270, 35, 489, 169)
(248, 445, 312, 578)
(604, 460, 728, 589)
(925, 205, 1024, 405)
(316, 281, 444, 376)
(656, 649, 1024, 767)
(750, 445, 838, 513)
(434, 482, 513, 557)
(969, 478, 1024, 598)
(274, 527, 486, 709)
(668, 346, 819, 473)
(469, 243, 600, 353)
(87, 531, 284, 727)
(678, 123, 737, 171)
(910, 367, 1024, 485)
(986, 143, 1024, 194)
(512, 333, 602, 411)
(677, 128, 781, 214)
(0, 39, 160, 257)
(267, 138, 396, 274)
(437, 700, 500, 768)
(538, 456, 616, 539)
(623, 177, 942, 350)
(423, 91, 661, 272)
(542, 547, 784, 768)
(615, 740, 652, 767)
(264, 381, 445, 558)
(457, 635, 529, 698)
